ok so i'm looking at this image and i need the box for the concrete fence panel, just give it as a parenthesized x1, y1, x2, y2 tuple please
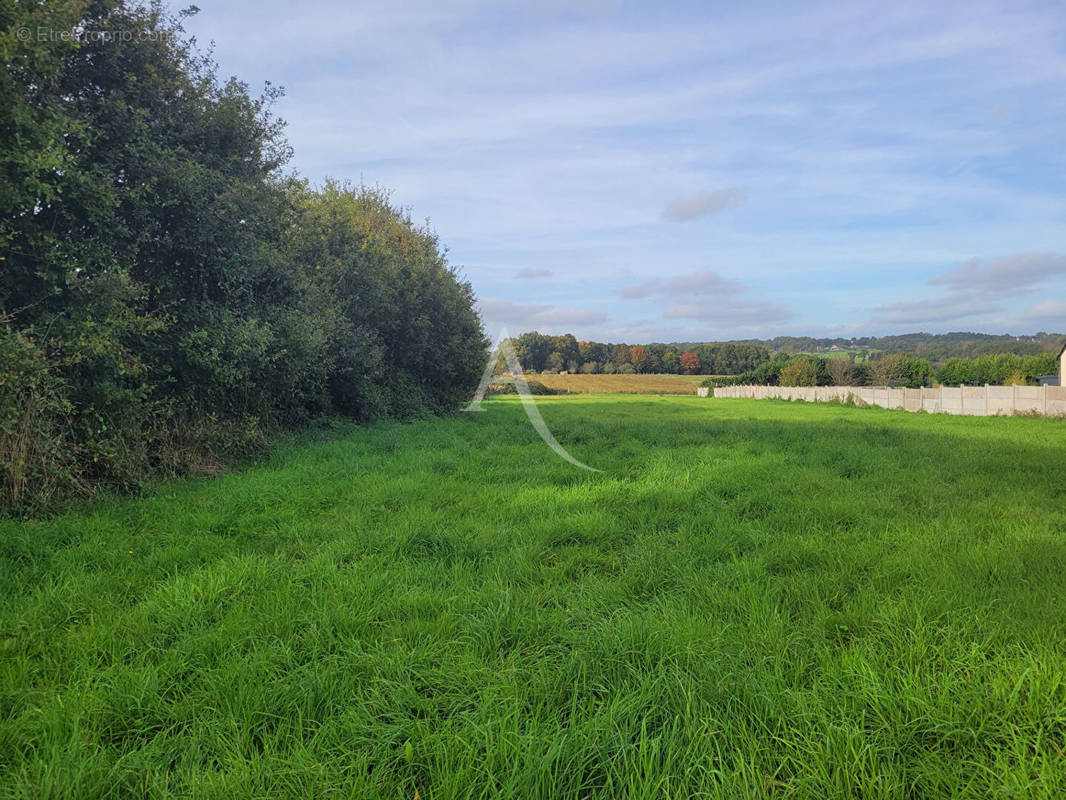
(711, 384, 1066, 418)
(1049, 386, 1066, 416)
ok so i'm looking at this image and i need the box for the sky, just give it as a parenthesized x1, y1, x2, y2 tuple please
(182, 0, 1066, 343)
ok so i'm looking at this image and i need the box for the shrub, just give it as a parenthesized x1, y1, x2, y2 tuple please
(780, 359, 820, 387)
(826, 358, 851, 386)
(870, 354, 932, 388)
(0, 324, 76, 513)
(934, 353, 1057, 386)
(486, 380, 561, 396)
(850, 362, 872, 386)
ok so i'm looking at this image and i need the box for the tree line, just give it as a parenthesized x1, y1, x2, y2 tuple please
(506, 332, 770, 375)
(507, 330, 1064, 386)
(1, 2, 486, 514)
(704, 352, 1060, 390)
(748, 332, 1064, 360)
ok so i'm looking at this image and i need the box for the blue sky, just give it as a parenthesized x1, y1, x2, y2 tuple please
(184, 0, 1066, 342)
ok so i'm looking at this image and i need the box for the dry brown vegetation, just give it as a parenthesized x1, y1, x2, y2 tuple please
(530, 373, 705, 394)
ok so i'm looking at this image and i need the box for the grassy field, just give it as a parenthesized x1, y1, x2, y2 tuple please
(2, 396, 1066, 798)
(794, 350, 879, 361)
(531, 373, 705, 394)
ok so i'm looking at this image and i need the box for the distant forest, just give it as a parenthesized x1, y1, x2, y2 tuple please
(505, 330, 1065, 379)
(747, 332, 1065, 361)
(505, 333, 769, 376)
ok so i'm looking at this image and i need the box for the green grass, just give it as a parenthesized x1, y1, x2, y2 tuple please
(795, 350, 879, 361)
(2, 396, 1066, 799)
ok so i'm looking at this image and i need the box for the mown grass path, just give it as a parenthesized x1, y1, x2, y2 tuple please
(2, 396, 1065, 798)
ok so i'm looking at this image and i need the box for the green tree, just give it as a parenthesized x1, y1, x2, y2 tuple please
(870, 354, 932, 388)
(548, 334, 580, 366)
(662, 349, 681, 373)
(579, 340, 607, 366)
(512, 332, 551, 372)
(608, 343, 631, 370)
(780, 359, 819, 386)
(0, 2, 486, 513)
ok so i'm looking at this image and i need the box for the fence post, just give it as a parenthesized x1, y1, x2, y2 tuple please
(1012, 383, 1016, 416)
(985, 383, 989, 415)
(1044, 383, 1049, 416)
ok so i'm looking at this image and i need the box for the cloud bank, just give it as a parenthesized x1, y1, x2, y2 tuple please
(661, 188, 748, 221)
(872, 251, 1066, 327)
(478, 297, 607, 331)
(185, 0, 1066, 340)
(516, 267, 554, 279)
(620, 268, 794, 329)
(929, 253, 1066, 294)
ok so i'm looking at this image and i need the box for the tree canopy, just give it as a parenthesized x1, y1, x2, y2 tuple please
(506, 332, 771, 376)
(1, 1, 485, 513)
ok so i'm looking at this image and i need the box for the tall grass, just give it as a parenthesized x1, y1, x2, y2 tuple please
(1, 396, 1065, 798)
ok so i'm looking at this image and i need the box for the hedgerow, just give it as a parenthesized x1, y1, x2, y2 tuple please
(0, 2, 485, 514)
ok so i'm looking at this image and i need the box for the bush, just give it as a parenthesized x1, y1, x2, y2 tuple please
(934, 353, 1057, 386)
(870, 354, 932, 388)
(486, 380, 561, 396)
(780, 359, 821, 387)
(0, 4, 486, 515)
(0, 324, 76, 513)
(826, 358, 851, 386)
(850, 362, 872, 386)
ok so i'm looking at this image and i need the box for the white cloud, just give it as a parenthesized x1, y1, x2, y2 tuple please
(618, 268, 794, 330)
(867, 252, 1066, 330)
(871, 294, 1002, 325)
(617, 279, 659, 299)
(516, 267, 554, 279)
(1017, 298, 1066, 324)
(930, 252, 1066, 294)
(618, 269, 745, 299)
(477, 297, 607, 331)
(662, 188, 748, 221)
(661, 270, 746, 295)
(183, 0, 1066, 340)
(663, 300, 794, 324)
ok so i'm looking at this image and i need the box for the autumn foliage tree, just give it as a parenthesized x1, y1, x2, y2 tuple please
(679, 351, 701, 374)
(629, 346, 648, 373)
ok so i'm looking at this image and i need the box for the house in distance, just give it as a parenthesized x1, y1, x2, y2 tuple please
(1041, 343, 1066, 387)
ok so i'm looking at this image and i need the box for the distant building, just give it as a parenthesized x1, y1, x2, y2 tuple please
(1037, 343, 1066, 386)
